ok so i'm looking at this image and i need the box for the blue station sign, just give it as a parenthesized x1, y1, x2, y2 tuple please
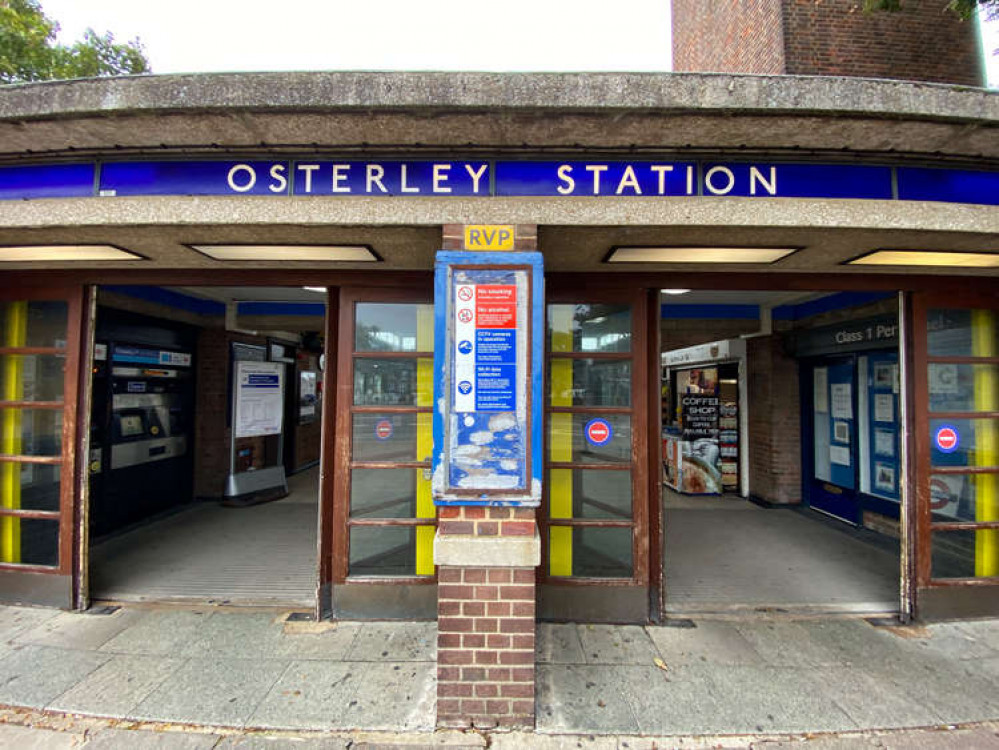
(0, 159, 996, 205)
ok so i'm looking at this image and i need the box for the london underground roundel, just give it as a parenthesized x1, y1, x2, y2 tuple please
(584, 418, 613, 447)
(934, 425, 960, 453)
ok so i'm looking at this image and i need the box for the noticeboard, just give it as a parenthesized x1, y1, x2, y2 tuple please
(432, 251, 543, 506)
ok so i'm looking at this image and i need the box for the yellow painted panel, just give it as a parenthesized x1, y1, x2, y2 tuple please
(464, 225, 515, 251)
(550, 526, 573, 577)
(972, 310, 999, 576)
(415, 525, 436, 576)
(549, 305, 574, 354)
(417, 305, 434, 351)
(416, 358, 433, 408)
(550, 468, 573, 520)
(1, 301, 27, 564)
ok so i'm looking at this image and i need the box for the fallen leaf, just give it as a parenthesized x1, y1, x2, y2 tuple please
(654, 657, 668, 672)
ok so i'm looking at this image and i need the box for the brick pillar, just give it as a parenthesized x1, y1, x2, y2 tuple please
(435, 506, 539, 729)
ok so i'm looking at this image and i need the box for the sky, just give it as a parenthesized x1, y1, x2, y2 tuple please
(40, 0, 998, 86)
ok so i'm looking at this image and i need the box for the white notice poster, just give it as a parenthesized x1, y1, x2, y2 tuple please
(830, 383, 853, 420)
(813, 367, 828, 413)
(235, 361, 284, 438)
(874, 393, 894, 424)
(830, 445, 851, 467)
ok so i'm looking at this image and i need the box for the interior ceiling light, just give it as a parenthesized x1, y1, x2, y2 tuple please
(188, 244, 378, 262)
(607, 247, 797, 264)
(847, 250, 999, 268)
(661, 289, 692, 295)
(0, 245, 143, 261)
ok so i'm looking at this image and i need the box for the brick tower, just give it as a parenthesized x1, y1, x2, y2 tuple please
(671, 0, 984, 86)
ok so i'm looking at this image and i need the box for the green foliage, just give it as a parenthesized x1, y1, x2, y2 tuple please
(0, 0, 149, 84)
(863, 0, 998, 20)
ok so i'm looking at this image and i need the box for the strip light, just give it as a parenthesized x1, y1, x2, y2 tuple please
(188, 244, 378, 261)
(848, 250, 999, 268)
(0, 245, 143, 261)
(607, 247, 797, 264)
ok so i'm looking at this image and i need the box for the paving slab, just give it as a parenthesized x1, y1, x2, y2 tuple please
(247, 660, 366, 730)
(15, 607, 146, 651)
(577, 625, 660, 665)
(0, 644, 110, 708)
(0, 722, 82, 750)
(0, 605, 60, 643)
(536, 664, 639, 734)
(906, 621, 999, 662)
(97, 610, 214, 656)
(614, 665, 729, 736)
(215, 736, 351, 749)
(48, 653, 185, 717)
(732, 620, 844, 668)
(345, 622, 436, 662)
(646, 620, 765, 667)
(808, 666, 939, 729)
(492, 733, 616, 750)
(82, 727, 221, 749)
(693, 664, 858, 734)
(338, 661, 436, 731)
(129, 657, 291, 728)
(535, 623, 585, 664)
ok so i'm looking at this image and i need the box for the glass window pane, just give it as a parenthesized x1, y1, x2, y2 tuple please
(349, 525, 430, 577)
(0, 462, 60, 513)
(928, 364, 999, 413)
(549, 526, 633, 578)
(549, 413, 631, 464)
(928, 309, 999, 358)
(930, 472, 999, 523)
(549, 359, 631, 407)
(352, 412, 429, 462)
(0, 516, 59, 567)
(351, 468, 418, 519)
(0, 409, 62, 457)
(355, 303, 433, 352)
(932, 529, 999, 579)
(549, 468, 632, 520)
(0, 355, 64, 402)
(354, 358, 423, 406)
(930, 418, 999, 471)
(548, 304, 631, 353)
(0, 301, 67, 349)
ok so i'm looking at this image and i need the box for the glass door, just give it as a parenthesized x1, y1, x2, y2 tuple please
(0, 287, 88, 608)
(331, 287, 437, 618)
(539, 289, 650, 622)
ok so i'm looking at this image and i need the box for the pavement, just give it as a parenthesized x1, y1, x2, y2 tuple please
(0, 604, 997, 748)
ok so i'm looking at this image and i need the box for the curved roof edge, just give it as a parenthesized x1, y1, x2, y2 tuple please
(0, 71, 996, 123)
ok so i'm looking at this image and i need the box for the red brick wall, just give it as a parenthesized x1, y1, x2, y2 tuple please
(781, 0, 982, 85)
(671, 0, 786, 73)
(662, 318, 762, 351)
(747, 334, 802, 504)
(671, 0, 983, 86)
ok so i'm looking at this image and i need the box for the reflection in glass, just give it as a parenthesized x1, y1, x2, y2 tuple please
(549, 526, 633, 578)
(548, 359, 631, 407)
(352, 412, 424, 462)
(931, 529, 999, 579)
(355, 303, 433, 352)
(10, 518, 59, 567)
(350, 469, 416, 518)
(0, 409, 62, 456)
(928, 364, 999, 413)
(549, 413, 631, 464)
(929, 472, 999, 523)
(0, 462, 59, 513)
(928, 309, 999, 358)
(548, 304, 631, 353)
(350, 525, 430, 576)
(0, 355, 64, 402)
(930, 419, 999, 471)
(0, 301, 67, 349)
(353, 359, 418, 406)
(549, 468, 632, 520)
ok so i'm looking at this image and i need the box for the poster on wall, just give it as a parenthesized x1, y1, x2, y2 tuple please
(679, 367, 722, 495)
(235, 361, 284, 438)
(830, 383, 853, 420)
(873, 393, 894, 423)
(813, 367, 829, 413)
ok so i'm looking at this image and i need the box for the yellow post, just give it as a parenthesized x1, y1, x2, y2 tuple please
(972, 310, 998, 577)
(415, 304, 436, 576)
(549, 305, 574, 576)
(1, 301, 27, 564)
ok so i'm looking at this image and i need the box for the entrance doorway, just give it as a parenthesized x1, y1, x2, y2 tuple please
(86, 285, 327, 609)
(659, 290, 902, 615)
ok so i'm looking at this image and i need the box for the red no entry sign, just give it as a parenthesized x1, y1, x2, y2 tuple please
(375, 419, 394, 441)
(585, 418, 613, 446)
(935, 425, 959, 453)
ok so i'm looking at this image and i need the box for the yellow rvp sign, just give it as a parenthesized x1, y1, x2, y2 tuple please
(464, 225, 515, 251)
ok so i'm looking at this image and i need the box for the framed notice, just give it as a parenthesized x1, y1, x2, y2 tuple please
(234, 361, 284, 438)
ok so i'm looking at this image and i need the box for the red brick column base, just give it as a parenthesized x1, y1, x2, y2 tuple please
(435, 507, 539, 729)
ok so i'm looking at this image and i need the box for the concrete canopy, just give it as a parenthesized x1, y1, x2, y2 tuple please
(0, 72, 995, 278)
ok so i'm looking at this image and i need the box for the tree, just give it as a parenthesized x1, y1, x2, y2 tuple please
(0, 0, 149, 84)
(864, 0, 999, 20)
